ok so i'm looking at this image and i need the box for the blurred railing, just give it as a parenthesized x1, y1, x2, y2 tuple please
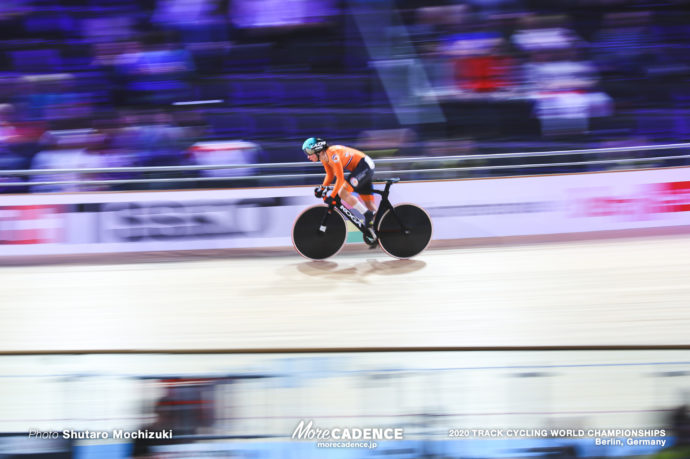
(1, 142, 689, 189)
(1, 351, 688, 441)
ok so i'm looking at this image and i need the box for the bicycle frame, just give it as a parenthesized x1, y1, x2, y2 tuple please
(318, 180, 408, 239)
(319, 200, 369, 236)
(371, 180, 409, 235)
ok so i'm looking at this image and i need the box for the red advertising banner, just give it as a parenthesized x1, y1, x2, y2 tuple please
(0, 205, 64, 245)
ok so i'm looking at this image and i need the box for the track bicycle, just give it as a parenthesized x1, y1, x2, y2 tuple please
(292, 178, 432, 260)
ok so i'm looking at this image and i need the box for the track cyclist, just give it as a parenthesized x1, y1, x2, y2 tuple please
(302, 137, 377, 229)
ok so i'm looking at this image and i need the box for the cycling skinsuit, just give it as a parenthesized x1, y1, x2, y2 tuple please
(320, 145, 375, 199)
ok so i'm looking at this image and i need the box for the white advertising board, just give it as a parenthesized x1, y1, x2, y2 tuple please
(1, 167, 688, 256)
(391, 167, 690, 240)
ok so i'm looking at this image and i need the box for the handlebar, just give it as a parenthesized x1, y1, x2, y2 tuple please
(318, 177, 401, 201)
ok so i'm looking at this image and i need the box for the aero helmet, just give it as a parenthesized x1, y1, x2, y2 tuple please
(302, 137, 328, 156)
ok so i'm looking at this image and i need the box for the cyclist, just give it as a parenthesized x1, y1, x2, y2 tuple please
(302, 137, 377, 228)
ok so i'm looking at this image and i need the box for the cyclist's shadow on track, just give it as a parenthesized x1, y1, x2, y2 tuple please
(295, 259, 426, 282)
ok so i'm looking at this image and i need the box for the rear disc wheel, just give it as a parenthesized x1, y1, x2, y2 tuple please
(377, 204, 432, 259)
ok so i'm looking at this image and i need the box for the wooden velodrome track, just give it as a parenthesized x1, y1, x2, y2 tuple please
(0, 234, 689, 353)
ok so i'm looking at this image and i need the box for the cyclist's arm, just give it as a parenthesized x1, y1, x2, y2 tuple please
(330, 161, 346, 198)
(321, 166, 334, 188)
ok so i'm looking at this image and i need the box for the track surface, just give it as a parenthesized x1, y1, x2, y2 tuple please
(1, 235, 689, 352)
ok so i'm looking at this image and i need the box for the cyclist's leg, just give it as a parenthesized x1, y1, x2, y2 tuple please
(341, 181, 376, 244)
(337, 184, 360, 209)
(346, 173, 376, 232)
(349, 163, 376, 212)
(339, 181, 374, 227)
(360, 192, 376, 212)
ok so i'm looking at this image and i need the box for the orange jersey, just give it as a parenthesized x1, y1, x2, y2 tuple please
(320, 145, 367, 197)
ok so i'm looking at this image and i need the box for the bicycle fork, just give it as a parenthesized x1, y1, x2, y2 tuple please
(318, 207, 334, 234)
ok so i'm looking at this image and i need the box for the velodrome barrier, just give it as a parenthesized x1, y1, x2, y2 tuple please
(0, 167, 688, 256)
(1, 350, 687, 458)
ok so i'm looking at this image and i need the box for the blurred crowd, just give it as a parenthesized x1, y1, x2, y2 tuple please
(405, 0, 690, 141)
(1, 0, 690, 192)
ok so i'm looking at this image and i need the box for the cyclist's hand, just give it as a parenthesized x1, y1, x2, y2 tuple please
(314, 186, 326, 198)
(323, 194, 340, 207)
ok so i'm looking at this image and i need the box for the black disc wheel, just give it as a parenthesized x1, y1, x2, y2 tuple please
(292, 205, 347, 260)
(377, 204, 432, 259)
